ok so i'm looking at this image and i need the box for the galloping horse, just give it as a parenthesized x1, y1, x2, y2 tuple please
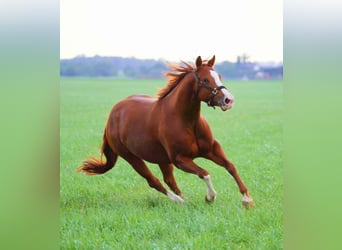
(77, 55, 254, 208)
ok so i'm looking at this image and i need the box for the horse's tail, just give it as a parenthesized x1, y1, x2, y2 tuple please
(77, 131, 117, 175)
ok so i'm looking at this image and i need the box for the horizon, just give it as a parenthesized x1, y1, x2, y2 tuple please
(60, 54, 283, 65)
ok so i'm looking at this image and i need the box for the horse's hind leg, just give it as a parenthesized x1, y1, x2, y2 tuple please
(158, 163, 182, 196)
(122, 154, 184, 203)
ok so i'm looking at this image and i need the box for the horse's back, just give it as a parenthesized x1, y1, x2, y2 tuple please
(111, 94, 156, 116)
(108, 94, 157, 131)
(119, 94, 156, 107)
(126, 94, 157, 102)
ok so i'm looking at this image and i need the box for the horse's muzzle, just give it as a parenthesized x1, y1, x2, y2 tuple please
(219, 91, 234, 111)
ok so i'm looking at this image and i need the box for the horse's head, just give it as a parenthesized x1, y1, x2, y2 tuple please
(193, 55, 234, 111)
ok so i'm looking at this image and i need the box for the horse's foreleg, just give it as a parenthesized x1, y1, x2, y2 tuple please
(158, 163, 182, 196)
(203, 175, 217, 202)
(173, 155, 217, 202)
(205, 140, 254, 208)
(123, 154, 183, 203)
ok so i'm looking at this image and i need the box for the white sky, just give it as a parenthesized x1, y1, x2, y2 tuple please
(60, 0, 283, 63)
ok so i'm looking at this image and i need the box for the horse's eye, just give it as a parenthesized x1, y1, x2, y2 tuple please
(203, 78, 209, 84)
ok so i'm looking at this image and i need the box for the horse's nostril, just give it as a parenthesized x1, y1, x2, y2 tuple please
(224, 98, 230, 104)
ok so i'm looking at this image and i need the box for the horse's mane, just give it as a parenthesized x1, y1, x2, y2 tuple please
(157, 61, 196, 99)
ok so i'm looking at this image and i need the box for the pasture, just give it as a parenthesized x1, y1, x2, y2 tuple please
(60, 77, 283, 249)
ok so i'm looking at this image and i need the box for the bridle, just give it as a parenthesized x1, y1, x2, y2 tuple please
(193, 71, 227, 108)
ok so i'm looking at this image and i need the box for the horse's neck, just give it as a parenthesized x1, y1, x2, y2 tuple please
(167, 74, 201, 123)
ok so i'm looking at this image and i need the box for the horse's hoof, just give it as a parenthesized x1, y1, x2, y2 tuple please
(242, 195, 254, 209)
(205, 194, 216, 202)
(167, 190, 184, 204)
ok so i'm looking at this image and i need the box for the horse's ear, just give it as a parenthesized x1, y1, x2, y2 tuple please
(196, 56, 202, 68)
(207, 55, 215, 67)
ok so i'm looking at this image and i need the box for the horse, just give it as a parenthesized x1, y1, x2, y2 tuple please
(77, 55, 254, 208)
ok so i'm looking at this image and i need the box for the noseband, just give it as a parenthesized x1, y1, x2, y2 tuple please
(193, 71, 227, 108)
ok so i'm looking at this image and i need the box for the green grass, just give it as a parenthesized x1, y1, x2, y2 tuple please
(60, 78, 283, 249)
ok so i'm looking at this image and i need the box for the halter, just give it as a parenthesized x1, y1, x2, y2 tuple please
(193, 71, 227, 108)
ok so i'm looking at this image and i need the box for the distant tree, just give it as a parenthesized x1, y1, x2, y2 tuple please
(60, 55, 282, 80)
(123, 65, 134, 77)
(215, 61, 239, 79)
(241, 53, 250, 64)
(236, 56, 241, 65)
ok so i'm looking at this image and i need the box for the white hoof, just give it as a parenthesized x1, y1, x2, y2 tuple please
(205, 191, 217, 202)
(167, 190, 184, 203)
(242, 194, 254, 208)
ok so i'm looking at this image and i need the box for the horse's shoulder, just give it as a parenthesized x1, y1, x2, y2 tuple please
(194, 116, 214, 154)
(195, 115, 213, 137)
(198, 115, 210, 129)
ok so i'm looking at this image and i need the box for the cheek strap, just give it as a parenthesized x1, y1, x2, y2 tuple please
(193, 71, 227, 108)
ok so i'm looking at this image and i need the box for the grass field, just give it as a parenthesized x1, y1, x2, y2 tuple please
(60, 77, 283, 249)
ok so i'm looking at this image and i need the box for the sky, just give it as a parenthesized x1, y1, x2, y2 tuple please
(60, 0, 283, 63)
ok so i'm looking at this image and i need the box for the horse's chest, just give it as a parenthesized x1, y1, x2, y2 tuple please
(195, 136, 213, 155)
(194, 124, 214, 155)
(160, 119, 214, 158)
(178, 128, 213, 157)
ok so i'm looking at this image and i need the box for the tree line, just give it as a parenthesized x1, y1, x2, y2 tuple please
(60, 55, 282, 80)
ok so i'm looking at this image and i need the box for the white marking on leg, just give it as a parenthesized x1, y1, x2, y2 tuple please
(242, 193, 254, 208)
(203, 175, 217, 201)
(167, 190, 184, 203)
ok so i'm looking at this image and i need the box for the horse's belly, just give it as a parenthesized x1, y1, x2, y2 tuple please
(127, 138, 170, 164)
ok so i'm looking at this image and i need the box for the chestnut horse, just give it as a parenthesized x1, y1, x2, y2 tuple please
(77, 55, 254, 208)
